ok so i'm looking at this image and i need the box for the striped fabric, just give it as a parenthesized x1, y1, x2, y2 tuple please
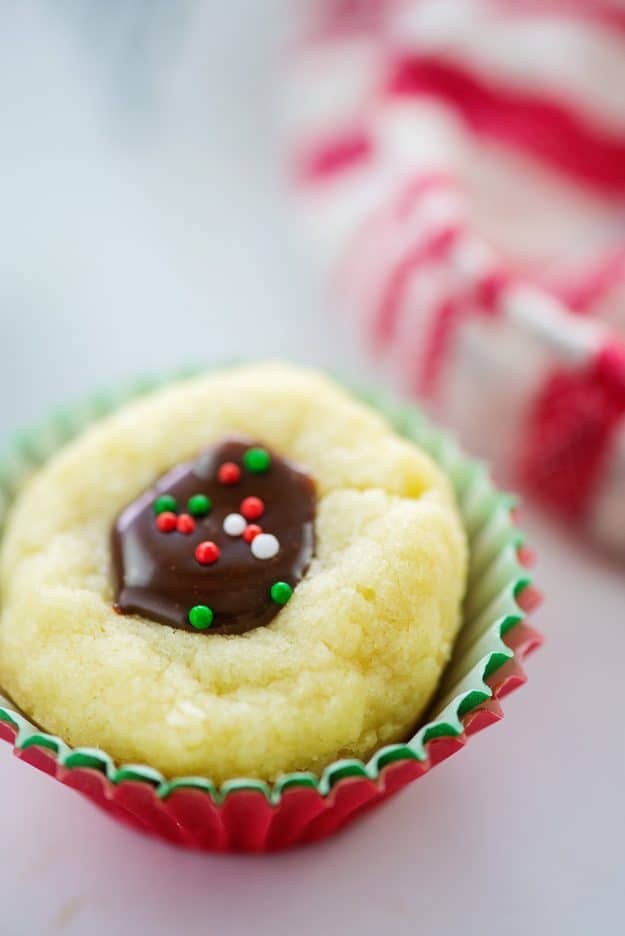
(289, 0, 625, 557)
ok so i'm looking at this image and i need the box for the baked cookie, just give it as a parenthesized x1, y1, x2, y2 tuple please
(0, 363, 467, 782)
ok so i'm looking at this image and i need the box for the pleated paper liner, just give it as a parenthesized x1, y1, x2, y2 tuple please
(0, 373, 542, 852)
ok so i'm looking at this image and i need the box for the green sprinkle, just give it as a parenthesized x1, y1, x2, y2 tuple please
(270, 581, 293, 605)
(243, 447, 271, 474)
(189, 605, 214, 630)
(153, 494, 177, 515)
(188, 493, 211, 517)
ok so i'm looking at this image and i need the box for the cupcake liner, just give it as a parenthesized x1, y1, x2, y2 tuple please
(0, 372, 542, 852)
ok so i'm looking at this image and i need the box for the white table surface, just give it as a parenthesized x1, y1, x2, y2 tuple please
(0, 4, 623, 934)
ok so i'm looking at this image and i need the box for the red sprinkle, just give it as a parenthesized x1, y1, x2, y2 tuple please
(156, 511, 177, 532)
(195, 541, 221, 565)
(242, 524, 262, 543)
(218, 462, 241, 485)
(176, 513, 196, 535)
(240, 496, 264, 520)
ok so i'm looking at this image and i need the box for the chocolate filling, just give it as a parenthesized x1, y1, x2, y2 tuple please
(112, 437, 316, 634)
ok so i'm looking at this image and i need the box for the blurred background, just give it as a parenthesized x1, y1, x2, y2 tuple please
(0, 0, 365, 443)
(0, 2, 624, 935)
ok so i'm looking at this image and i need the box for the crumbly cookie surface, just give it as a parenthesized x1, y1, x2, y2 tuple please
(0, 363, 467, 781)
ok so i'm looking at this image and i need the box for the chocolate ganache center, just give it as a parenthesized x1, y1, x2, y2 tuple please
(111, 437, 316, 634)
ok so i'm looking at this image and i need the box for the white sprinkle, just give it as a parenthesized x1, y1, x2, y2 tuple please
(251, 533, 280, 560)
(223, 512, 246, 536)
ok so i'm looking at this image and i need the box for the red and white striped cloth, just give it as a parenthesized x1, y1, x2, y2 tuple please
(288, 0, 625, 557)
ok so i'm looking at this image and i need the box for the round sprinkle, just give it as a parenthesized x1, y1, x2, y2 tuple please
(243, 447, 271, 474)
(251, 533, 279, 560)
(189, 605, 214, 630)
(240, 496, 264, 520)
(188, 493, 211, 517)
(176, 513, 196, 535)
(218, 462, 241, 485)
(243, 523, 262, 543)
(270, 581, 293, 605)
(195, 541, 220, 565)
(223, 512, 246, 536)
(154, 494, 177, 515)
(156, 511, 177, 532)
